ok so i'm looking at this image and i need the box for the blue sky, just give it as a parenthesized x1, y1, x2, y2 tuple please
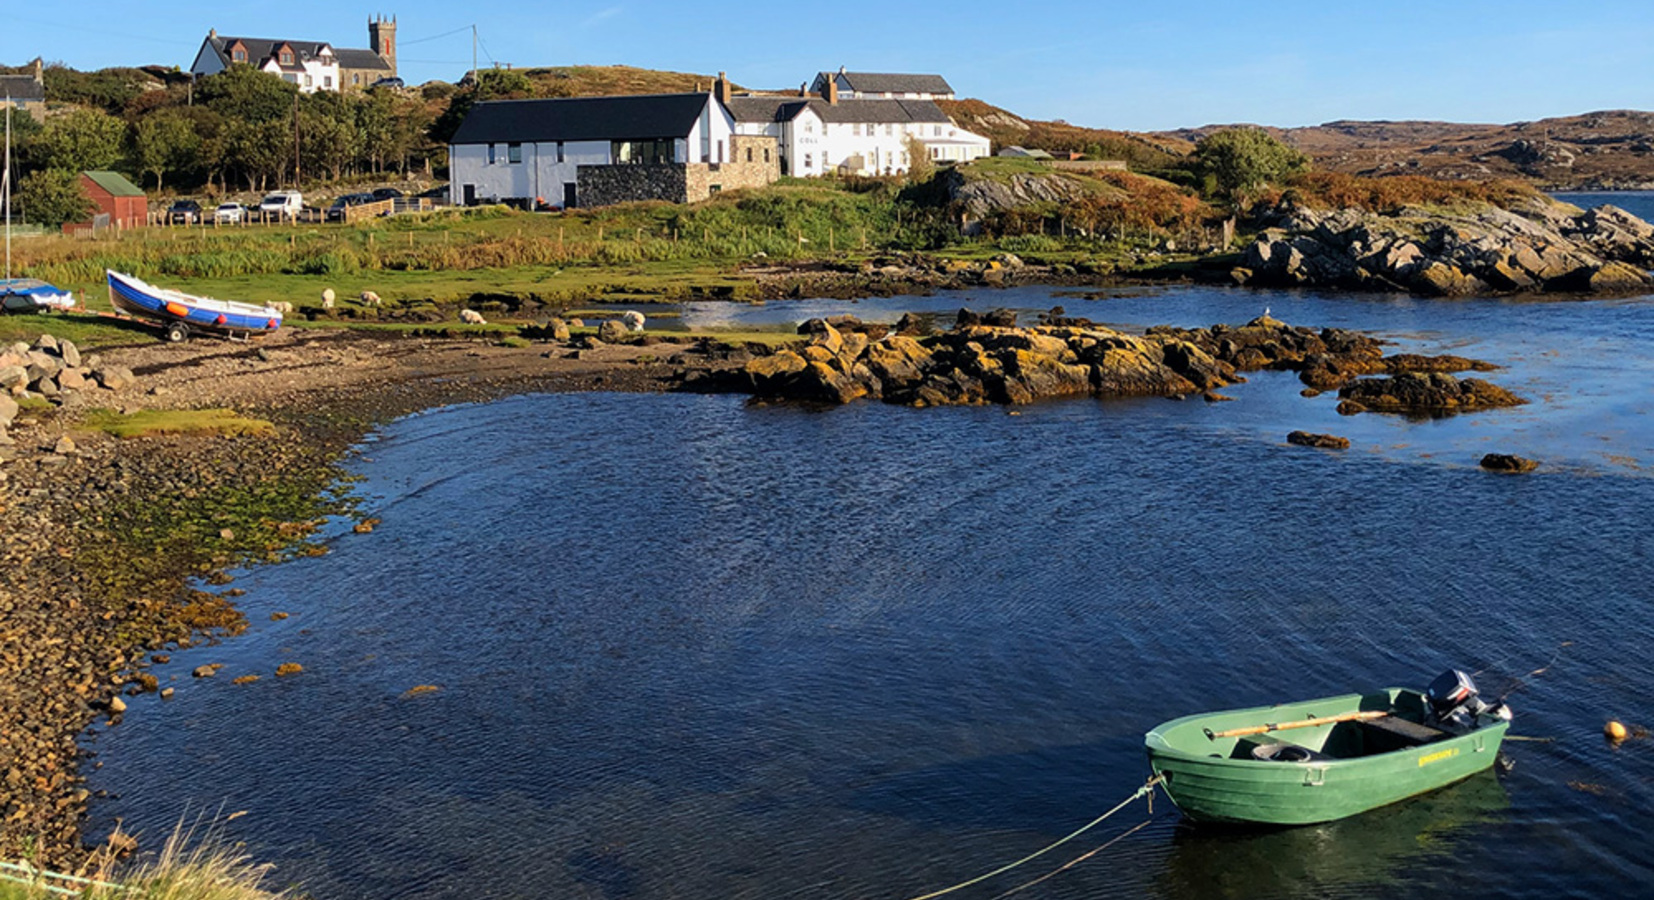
(5, 0, 1652, 131)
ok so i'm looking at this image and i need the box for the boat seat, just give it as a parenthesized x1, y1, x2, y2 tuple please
(1243, 736, 1331, 763)
(1360, 714, 1449, 750)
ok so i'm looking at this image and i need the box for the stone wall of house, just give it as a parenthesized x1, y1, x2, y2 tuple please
(575, 136, 779, 208)
(576, 165, 691, 208)
(684, 134, 781, 202)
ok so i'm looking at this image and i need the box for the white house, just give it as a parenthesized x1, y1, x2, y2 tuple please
(190, 18, 396, 93)
(809, 68, 956, 101)
(726, 78, 990, 177)
(448, 92, 776, 208)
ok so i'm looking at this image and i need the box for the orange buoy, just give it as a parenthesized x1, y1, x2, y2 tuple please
(1606, 720, 1629, 742)
(164, 301, 189, 317)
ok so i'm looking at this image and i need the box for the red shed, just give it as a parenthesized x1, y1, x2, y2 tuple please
(64, 171, 148, 234)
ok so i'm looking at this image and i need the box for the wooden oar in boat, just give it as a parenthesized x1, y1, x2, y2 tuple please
(1203, 710, 1390, 741)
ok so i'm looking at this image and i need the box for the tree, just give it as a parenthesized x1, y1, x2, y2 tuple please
(15, 169, 92, 227)
(904, 136, 933, 184)
(133, 108, 201, 191)
(1192, 128, 1309, 204)
(225, 120, 289, 191)
(299, 108, 355, 182)
(30, 107, 126, 172)
(197, 64, 299, 124)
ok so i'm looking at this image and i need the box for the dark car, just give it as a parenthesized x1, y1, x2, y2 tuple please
(326, 193, 375, 222)
(370, 187, 404, 201)
(370, 77, 405, 90)
(166, 199, 202, 224)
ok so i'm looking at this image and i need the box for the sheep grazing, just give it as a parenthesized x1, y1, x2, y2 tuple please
(270, 301, 294, 314)
(458, 309, 487, 325)
(321, 288, 336, 309)
(360, 290, 382, 306)
(621, 310, 645, 333)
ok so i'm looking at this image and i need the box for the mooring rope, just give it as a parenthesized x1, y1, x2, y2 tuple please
(902, 774, 1162, 900)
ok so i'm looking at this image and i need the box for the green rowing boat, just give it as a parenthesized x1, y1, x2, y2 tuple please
(1144, 670, 1511, 825)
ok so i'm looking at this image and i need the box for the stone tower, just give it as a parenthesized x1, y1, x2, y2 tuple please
(369, 15, 397, 79)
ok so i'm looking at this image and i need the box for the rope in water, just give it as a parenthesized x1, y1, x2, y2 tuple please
(902, 774, 1163, 900)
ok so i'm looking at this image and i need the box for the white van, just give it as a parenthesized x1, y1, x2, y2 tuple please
(258, 191, 304, 220)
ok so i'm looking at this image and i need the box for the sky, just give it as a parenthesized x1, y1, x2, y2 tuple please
(4, 0, 1652, 132)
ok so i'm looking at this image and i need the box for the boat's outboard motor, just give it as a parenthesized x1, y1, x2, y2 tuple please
(1425, 669, 1512, 730)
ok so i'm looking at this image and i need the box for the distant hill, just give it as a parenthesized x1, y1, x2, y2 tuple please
(937, 98, 1189, 171)
(1158, 110, 1654, 190)
(517, 65, 740, 98)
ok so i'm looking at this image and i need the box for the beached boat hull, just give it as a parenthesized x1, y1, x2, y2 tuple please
(0, 278, 74, 313)
(1145, 688, 1509, 825)
(106, 270, 281, 338)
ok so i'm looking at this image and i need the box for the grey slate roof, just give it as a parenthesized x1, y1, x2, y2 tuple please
(208, 36, 335, 68)
(818, 71, 955, 96)
(334, 48, 391, 71)
(450, 93, 713, 145)
(0, 75, 44, 102)
(725, 96, 952, 125)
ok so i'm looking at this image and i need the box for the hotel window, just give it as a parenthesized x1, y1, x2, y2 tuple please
(933, 125, 942, 136)
(280, 50, 293, 66)
(885, 124, 893, 136)
(556, 142, 565, 163)
(487, 143, 497, 165)
(508, 142, 522, 164)
(232, 49, 246, 63)
(611, 139, 675, 165)
(324, 76, 333, 88)
(304, 74, 313, 87)
(804, 153, 813, 169)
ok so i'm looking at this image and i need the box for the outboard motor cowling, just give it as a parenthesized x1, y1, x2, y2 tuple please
(1425, 669, 1511, 730)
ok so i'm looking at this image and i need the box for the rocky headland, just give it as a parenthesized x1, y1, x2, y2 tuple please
(1236, 196, 1654, 295)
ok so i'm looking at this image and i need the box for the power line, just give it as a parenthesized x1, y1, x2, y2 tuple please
(399, 24, 475, 46)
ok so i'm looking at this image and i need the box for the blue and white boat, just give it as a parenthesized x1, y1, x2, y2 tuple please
(106, 269, 282, 342)
(0, 278, 75, 313)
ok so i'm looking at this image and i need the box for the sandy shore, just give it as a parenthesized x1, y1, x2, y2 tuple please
(0, 327, 737, 866)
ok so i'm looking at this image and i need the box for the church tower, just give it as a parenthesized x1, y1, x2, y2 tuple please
(369, 15, 397, 79)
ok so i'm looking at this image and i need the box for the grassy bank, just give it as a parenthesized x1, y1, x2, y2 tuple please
(1, 825, 286, 900)
(2, 172, 1215, 315)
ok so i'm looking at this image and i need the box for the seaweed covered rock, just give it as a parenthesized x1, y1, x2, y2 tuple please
(1337, 372, 1525, 413)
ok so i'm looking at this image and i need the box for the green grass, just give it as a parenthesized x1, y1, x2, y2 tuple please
(80, 408, 276, 440)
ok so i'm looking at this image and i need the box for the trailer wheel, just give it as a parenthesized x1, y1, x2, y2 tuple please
(164, 321, 190, 343)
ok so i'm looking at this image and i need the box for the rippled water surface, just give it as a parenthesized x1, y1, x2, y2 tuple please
(84, 284, 1654, 900)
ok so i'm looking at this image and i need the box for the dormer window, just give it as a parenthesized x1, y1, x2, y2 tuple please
(232, 49, 246, 63)
(280, 50, 294, 66)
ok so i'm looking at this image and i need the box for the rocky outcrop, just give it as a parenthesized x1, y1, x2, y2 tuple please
(1288, 431, 1351, 449)
(1238, 199, 1654, 295)
(1481, 453, 1540, 473)
(943, 167, 1104, 222)
(1336, 372, 1526, 413)
(746, 314, 1402, 408)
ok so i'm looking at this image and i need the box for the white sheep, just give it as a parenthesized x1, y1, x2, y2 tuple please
(270, 301, 294, 314)
(621, 310, 645, 333)
(459, 309, 486, 325)
(360, 290, 382, 306)
(321, 288, 336, 309)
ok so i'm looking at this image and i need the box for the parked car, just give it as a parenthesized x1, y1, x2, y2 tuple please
(213, 202, 245, 224)
(370, 77, 405, 90)
(258, 190, 304, 219)
(326, 193, 375, 222)
(166, 199, 202, 224)
(369, 187, 404, 201)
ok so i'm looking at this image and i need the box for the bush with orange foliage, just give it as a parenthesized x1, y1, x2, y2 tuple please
(1270, 172, 1540, 213)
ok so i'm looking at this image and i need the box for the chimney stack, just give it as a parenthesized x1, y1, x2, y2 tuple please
(715, 71, 732, 105)
(799, 82, 808, 98)
(33, 57, 44, 85)
(825, 78, 838, 105)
